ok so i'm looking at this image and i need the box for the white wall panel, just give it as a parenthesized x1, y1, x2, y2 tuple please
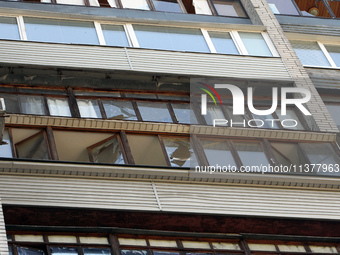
(0, 198, 8, 255)
(0, 175, 340, 220)
(0, 40, 291, 80)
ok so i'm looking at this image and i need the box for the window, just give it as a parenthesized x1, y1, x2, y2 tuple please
(233, 141, 270, 167)
(137, 101, 173, 122)
(102, 100, 137, 120)
(126, 134, 168, 166)
(151, 0, 183, 13)
(267, 0, 299, 15)
(208, 31, 239, 54)
(192, 0, 213, 15)
(0, 16, 20, 40)
(101, 24, 130, 47)
(291, 41, 331, 67)
(0, 129, 13, 158)
(120, 0, 150, 10)
(294, 0, 335, 18)
(162, 137, 197, 167)
(77, 99, 102, 118)
(291, 41, 340, 68)
(9, 232, 340, 255)
(133, 25, 210, 53)
(24, 17, 99, 45)
(47, 98, 72, 117)
(15, 130, 51, 160)
(211, 0, 247, 17)
(325, 45, 340, 67)
(239, 32, 272, 56)
(325, 103, 340, 130)
(87, 135, 125, 164)
(200, 139, 238, 167)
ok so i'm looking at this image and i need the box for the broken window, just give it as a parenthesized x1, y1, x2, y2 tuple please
(102, 100, 137, 120)
(15, 131, 50, 160)
(87, 135, 125, 164)
(162, 137, 197, 167)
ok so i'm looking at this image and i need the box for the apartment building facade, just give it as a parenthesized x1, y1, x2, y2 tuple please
(0, 0, 340, 254)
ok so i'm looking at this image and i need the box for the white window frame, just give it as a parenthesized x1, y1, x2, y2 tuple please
(17, 16, 27, 40)
(230, 30, 248, 55)
(318, 41, 337, 68)
(261, 32, 279, 57)
(201, 28, 216, 53)
(94, 21, 106, 45)
(125, 23, 139, 47)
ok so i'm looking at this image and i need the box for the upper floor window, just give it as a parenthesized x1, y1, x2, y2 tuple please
(2, 0, 248, 17)
(267, 0, 340, 19)
(291, 40, 340, 68)
(0, 15, 277, 57)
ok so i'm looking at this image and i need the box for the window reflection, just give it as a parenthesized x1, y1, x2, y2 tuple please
(211, 0, 247, 17)
(137, 102, 172, 122)
(0, 16, 20, 40)
(121, 250, 148, 255)
(88, 136, 125, 164)
(200, 139, 237, 167)
(152, 0, 183, 13)
(20, 95, 46, 115)
(234, 141, 269, 167)
(17, 247, 45, 255)
(103, 100, 137, 120)
(16, 131, 50, 160)
(50, 247, 78, 255)
(83, 248, 111, 255)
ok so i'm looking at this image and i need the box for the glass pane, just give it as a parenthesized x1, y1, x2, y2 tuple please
(0, 130, 13, 158)
(149, 240, 178, 247)
(90, 136, 125, 164)
(47, 98, 72, 117)
(24, 17, 99, 45)
(119, 238, 147, 246)
(101, 24, 130, 47)
(212, 242, 240, 250)
(152, 0, 182, 13)
(209, 31, 239, 55)
(182, 241, 210, 249)
(193, 0, 213, 15)
(212, 0, 247, 17)
(15, 235, 44, 242)
(276, 108, 304, 130)
(83, 248, 111, 255)
(120, 0, 150, 10)
(56, 0, 85, 5)
(0, 95, 19, 115)
(234, 141, 269, 167)
(17, 247, 45, 255)
(278, 245, 305, 252)
(295, 0, 332, 18)
(16, 132, 50, 160)
(325, 104, 340, 130)
(172, 103, 197, 124)
(300, 143, 340, 174)
(291, 40, 331, 67)
(251, 113, 279, 129)
(271, 142, 308, 167)
(154, 252, 179, 255)
(267, 0, 299, 15)
(50, 247, 78, 255)
(223, 105, 250, 127)
(248, 244, 276, 251)
(0, 16, 20, 40)
(239, 32, 272, 56)
(103, 100, 137, 120)
(20, 95, 45, 115)
(77, 99, 102, 118)
(137, 102, 173, 122)
(79, 237, 108, 244)
(163, 137, 198, 167)
(325, 44, 340, 67)
(121, 251, 148, 255)
(310, 246, 338, 253)
(49, 236, 77, 243)
(9, 246, 13, 255)
(200, 139, 237, 167)
(204, 105, 225, 125)
(134, 25, 210, 53)
(127, 134, 167, 166)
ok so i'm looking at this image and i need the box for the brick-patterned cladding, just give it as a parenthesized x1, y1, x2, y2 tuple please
(240, 0, 339, 132)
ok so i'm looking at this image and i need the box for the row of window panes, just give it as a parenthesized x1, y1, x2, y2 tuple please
(7, 234, 340, 254)
(0, 89, 307, 130)
(1, 128, 340, 174)
(4, 0, 248, 18)
(324, 102, 340, 131)
(291, 40, 340, 68)
(0, 15, 276, 56)
(267, 0, 340, 19)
